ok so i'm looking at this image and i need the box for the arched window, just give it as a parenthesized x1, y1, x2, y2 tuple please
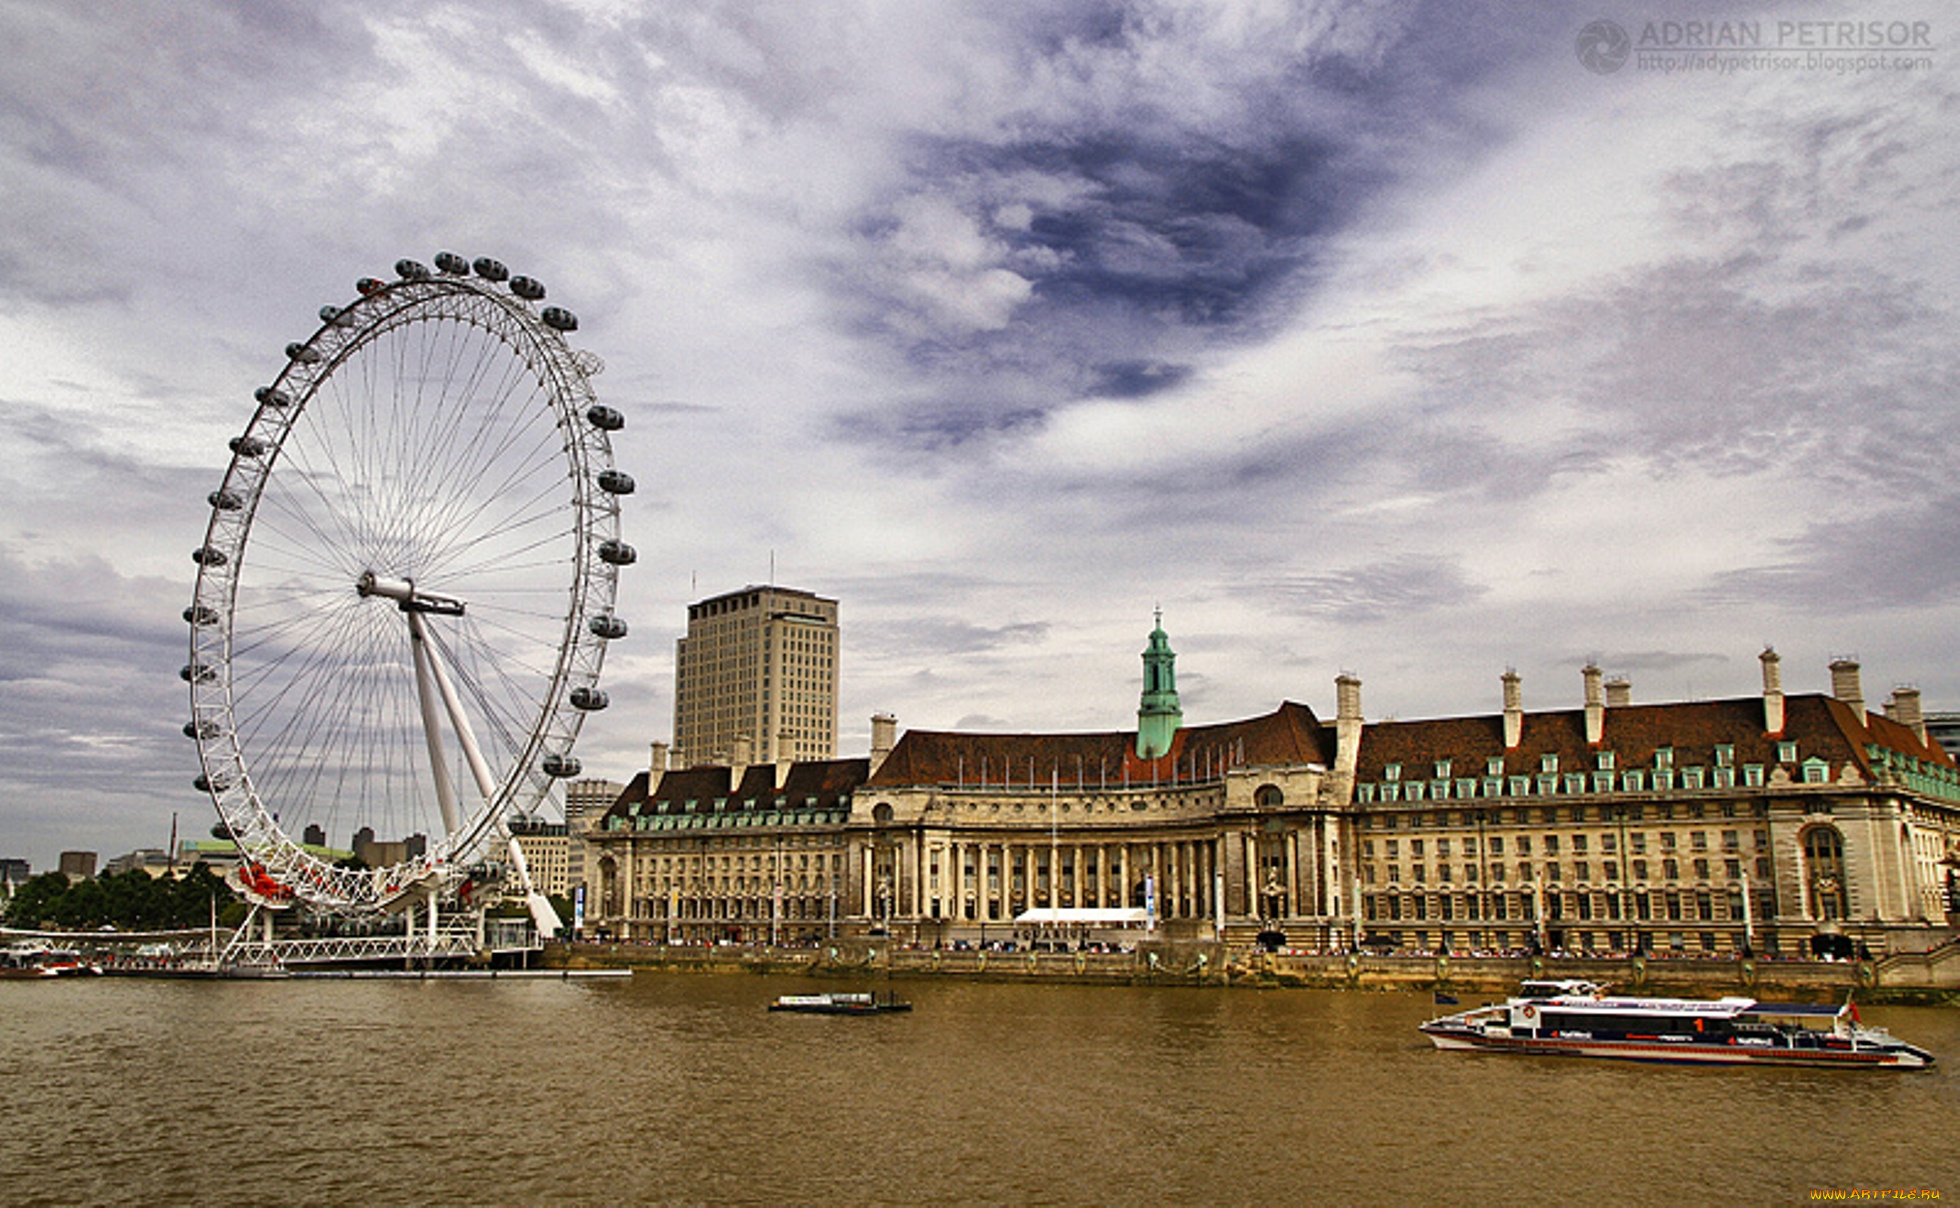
(1802, 826, 1847, 921)
(1255, 784, 1284, 809)
(872, 802, 894, 825)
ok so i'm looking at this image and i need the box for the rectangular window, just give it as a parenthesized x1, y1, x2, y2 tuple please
(1517, 836, 1532, 856)
(1573, 835, 1589, 854)
(1654, 769, 1674, 791)
(1510, 776, 1531, 796)
(1489, 863, 1504, 883)
(1663, 858, 1679, 880)
(1682, 768, 1704, 789)
(1633, 859, 1647, 880)
(1386, 840, 1399, 859)
(1575, 861, 1590, 882)
(1623, 770, 1646, 792)
(1544, 835, 1560, 855)
(1721, 830, 1740, 851)
(1778, 741, 1798, 763)
(1742, 764, 1764, 788)
(1690, 831, 1708, 850)
(1487, 757, 1505, 776)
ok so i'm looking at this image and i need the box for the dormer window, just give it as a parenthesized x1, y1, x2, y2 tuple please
(1434, 760, 1452, 779)
(1384, 763, 1402, 782)
(1715, 745, 1734, 767)
(1777, 741, 1798, 763)
(1541, 754, 1559, 774)
(1655, 747, 1673, 769)
(1487, 756, 1504, 776)
(1596, 751, 1616, 771)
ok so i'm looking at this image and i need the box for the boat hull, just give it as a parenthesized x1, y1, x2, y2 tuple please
(1420, 1025, 1931, 1069)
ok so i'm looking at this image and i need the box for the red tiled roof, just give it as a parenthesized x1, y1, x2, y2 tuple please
(1353, 694, 1954, 778)
(866, 701, 1333, 788)
(596, 758, 870, 823)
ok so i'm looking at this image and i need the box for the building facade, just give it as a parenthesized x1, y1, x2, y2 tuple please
(672, 586, 839, 766)
(585, 629, 1960, 957)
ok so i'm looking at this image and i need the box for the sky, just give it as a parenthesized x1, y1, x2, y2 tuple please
(2, 0, 1955, 871)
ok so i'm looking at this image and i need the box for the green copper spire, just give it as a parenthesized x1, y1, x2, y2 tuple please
(1136, 608, 1182, 759)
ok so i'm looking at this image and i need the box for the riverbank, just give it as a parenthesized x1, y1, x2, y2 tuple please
(548, 938, 1960, 1004)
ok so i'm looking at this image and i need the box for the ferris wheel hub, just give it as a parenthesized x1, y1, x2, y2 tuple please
(356, 571, 465, 615)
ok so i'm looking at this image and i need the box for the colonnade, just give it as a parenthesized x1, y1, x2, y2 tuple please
(856, 817, 1344, 929)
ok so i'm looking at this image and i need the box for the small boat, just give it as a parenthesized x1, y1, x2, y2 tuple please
(769, 992, 912, 1015)
(1420, 979, 1933, 1069)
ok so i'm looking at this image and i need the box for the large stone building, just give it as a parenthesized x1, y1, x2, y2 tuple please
(585, 626, 1960, 956)
(672, 585, 839, 765)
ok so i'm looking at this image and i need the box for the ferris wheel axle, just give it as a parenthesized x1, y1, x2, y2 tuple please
(357, 570, 465, 616)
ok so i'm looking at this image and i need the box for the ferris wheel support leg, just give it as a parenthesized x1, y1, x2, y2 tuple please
(500, 818, 563, 940)
(406, 611, 464, 839)
(408, 610, 501, 808)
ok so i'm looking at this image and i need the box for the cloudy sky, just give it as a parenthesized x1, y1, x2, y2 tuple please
(3, 0, 1954, 870)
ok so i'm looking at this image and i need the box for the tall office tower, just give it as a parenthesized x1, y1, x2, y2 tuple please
(673, 585, 839, 765)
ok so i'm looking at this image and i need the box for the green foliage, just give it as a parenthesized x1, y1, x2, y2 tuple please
(3, 863, 238, 930)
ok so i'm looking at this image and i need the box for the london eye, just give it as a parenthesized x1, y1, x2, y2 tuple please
(182, 254, 633, 935)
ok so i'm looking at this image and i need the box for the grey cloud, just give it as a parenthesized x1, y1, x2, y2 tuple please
(1706, 493, 1960, 613)
(1266, 554, 1486, 623)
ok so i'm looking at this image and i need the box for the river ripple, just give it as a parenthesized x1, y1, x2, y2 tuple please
(2, 976, 1956, 1205)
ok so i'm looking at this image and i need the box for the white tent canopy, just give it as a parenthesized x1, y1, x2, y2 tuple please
(1012, 907, 1150, 927)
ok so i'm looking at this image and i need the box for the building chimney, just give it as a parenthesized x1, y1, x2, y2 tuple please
(1891, 685, 1926, 746)
(870, 712, 897, 775)
(1830, 658, 1866, 722)
(732, 734, 753, 768)
(1334, 673, 1364, 784)
(1583, 663, 1605, 745)
(1605, 676, 1631, 709)
(1502, 670, 1524, 750)
(1760, 647, 1784, 736)
(649, 741, 670, 776)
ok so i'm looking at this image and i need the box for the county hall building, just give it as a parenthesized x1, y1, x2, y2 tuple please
(583, 620, 1960, 958)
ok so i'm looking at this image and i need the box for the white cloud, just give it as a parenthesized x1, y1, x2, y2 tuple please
(1, 0, 1955, 871)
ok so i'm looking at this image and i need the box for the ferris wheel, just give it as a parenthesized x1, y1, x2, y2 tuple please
(182, 254, 634, 933)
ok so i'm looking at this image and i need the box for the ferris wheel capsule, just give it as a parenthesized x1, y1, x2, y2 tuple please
(509, 275, 545, 300)
(434, 251, 470, 275)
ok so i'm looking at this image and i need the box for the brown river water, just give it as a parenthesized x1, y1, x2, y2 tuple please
(2, 975, 1956, 1205)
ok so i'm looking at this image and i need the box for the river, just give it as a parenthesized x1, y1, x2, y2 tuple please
(2, 975, 1956, 1205)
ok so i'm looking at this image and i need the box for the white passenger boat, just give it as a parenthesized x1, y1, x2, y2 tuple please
(1420, 979, 1933, 1069)
(768, 992, 911, 1015)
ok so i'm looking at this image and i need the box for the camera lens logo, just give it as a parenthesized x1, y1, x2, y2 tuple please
(1577, 19, 1631, 74)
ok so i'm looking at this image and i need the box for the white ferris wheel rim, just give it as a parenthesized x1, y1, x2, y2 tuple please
(183, 257, 630, 914)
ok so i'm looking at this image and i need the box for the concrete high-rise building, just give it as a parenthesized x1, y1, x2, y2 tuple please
(674, 585, 839, 765)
